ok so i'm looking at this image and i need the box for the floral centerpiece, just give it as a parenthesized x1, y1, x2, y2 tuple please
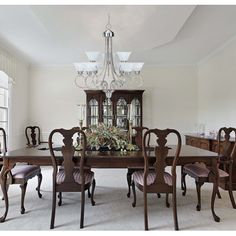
(84, 123, 138, 151)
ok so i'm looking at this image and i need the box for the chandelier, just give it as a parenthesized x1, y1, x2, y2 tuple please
(73, 16, 144, 99)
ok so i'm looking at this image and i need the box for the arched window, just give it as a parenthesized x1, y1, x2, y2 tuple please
(0, 71, 9, 144)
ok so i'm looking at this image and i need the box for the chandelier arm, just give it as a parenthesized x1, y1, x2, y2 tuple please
(74, 74, 87, 89)
(84, 74, 95, 89)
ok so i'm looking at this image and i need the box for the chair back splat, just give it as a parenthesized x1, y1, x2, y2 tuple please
(25, 126, 41, 146)
(126, 126, 150, 198)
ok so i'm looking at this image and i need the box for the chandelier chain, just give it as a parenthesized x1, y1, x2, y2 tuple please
(106, 14, 112, 30)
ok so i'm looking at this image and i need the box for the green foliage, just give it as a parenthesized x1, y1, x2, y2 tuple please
(85, 123, 138, 151)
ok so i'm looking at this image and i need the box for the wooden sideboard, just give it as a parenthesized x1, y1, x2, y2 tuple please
(185, 134, 218, 152)
(185, 134, 236, 189)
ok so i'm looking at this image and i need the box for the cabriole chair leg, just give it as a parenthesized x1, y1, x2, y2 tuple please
(196, 181, 204, 211)
(20, 182, 27, 214)
(182, 172, 187, 196)
(50, 189, 56, 229)
(131, 180, 136, 207)
(90, 179, 96, 206)
(36, 173, 42, 198)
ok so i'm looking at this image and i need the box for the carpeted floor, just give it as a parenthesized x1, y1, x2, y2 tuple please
(0, 166, 236, 231)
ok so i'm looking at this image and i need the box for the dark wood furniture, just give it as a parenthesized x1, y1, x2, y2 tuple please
(49, 128, 95, 229)
(182, 127, 236, 211)
(85, 90, 144, 129)
(127, 126, 149, 198)
(25, 126, 48, 147)
(185, 133, 235, 153)
(131, 129, 181, 230)
(0, 145, 220, 225)
(57, 126, 93, 206)
(185, 133, 236, 189)
(0, 128, 42, 215)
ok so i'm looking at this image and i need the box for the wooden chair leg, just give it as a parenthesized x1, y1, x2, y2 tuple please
(172, 190, 179, 230)
(166, 193, 170, 208)
(144, 191, 148, 230)
(181, 166, 184, 190)
(58, 192, 62, 206)
(36, 173, 42, 198)
(88, 186, 91, 198)
(182, 172, 187, 196)
(217, 188, 222, 199)
(50, 188, 57, 229)
(80, 189, 85, 229)
(127, 169, 132, 198)
(20, 182, 27, 214)
(131, 180, 136, 207)
(1, 184, 9, 201)
(228, 185, 236, 209)
(196, 181, 204, 211)
(90, 179, 96, 206)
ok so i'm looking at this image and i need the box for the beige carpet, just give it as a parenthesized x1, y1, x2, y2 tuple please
(0, 166, 236, 231)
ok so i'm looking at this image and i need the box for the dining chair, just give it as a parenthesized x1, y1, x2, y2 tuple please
(48, 127, 96, 229)
(131, 128, 182, 230)
(0, 127, 42, 214)
(25, 126, 48, 147)
(57, 126, 93, 206)
(182, 127, 236, 211)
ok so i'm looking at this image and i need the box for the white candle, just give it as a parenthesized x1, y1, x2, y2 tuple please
(81, 105, 85, 120)
(127, 104, 130, 120)
(78, 104, 86, 120)
(130, 104, 134, 121)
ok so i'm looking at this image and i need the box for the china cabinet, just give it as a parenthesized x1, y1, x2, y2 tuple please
(84, 90, 144, 129)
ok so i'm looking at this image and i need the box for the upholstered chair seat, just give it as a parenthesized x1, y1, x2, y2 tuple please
(57, 169, 94, 185)
(11, 165, 41, 179)
(133, 170, 172, 186)
(183, 163, 229, 179)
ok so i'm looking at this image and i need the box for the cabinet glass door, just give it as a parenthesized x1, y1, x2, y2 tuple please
(131, 98, 141, 126)
(103, 98, 113, 126)
(88, 98, 99, 125)
(116, 98, 128, 129)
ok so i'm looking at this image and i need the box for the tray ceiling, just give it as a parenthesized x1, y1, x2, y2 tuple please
(0, 5, 236, 66)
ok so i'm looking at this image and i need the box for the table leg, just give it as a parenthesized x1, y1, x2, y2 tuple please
(211, 158, 220, 222)
(0, 165, 11, 222)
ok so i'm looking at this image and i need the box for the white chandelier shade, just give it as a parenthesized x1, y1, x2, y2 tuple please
(74, 17, 144, 98)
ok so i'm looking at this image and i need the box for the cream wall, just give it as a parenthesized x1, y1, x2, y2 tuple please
(29, 66, 86, 141)
(198, 37, 236, 133)
(142, 65, 198, 133)
(9, 60, 29, 150)
(29, 65, 198, 143)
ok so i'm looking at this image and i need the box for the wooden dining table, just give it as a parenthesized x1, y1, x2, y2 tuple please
(0, 144, 220, 223)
